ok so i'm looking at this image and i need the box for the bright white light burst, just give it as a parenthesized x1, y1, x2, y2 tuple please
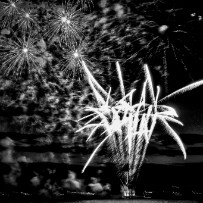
(0, 33, 39, 77)
(58, 41, 94, 80)
(77, 60, 203, 187)
(44, 1, 84, 46)
(16, 8, 39, 33)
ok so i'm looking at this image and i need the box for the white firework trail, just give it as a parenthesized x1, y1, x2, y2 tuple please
(77, 60, 203, 187)
(0, 0, 21, 28)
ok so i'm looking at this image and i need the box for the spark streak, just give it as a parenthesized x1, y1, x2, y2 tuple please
(0, 33, 39, 77)
(77, 60, 203, 187)
(0, 0, 20, 28)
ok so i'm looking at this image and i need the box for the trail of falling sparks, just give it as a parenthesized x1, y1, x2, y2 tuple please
(77, 60, 203, 186)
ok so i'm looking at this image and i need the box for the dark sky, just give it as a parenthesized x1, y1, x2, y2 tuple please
(134, 83, 203, 167)
(1, 0, 203, 191)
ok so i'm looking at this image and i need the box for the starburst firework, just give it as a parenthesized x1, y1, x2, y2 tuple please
(0, 33, 39, 77)
(77, 60, 203, 188)
(44, 0, 84, 46)
(58, 40, 94, 80)
(0, 0, 21, 28)
(15, 8, 39, 33)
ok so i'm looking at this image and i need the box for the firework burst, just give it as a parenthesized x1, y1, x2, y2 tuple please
(0, 0, 21, 28)
(77, 60, 203, 188)
(125, 0, 203, 93)
(58, 40, 94, 80)
(15, 8, 39, 33)
(44, 0, 84, 46)
(0, 33, 40, 77)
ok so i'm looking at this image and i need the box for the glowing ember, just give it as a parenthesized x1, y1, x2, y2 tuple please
(11, 3, 16, 8)
(73, 50, 79, 58)
(158, 25, 169, 34)
(66, 19, 71, 24)
(23, 48, 28, 53)
(61, 16, 67, 23)
(25, 13, 30, 18)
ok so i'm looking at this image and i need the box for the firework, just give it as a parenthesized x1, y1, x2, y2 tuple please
(0, 33, 40, 77)
(58, 40, 95, 80)
(15, 8, 39, 33)
(44, 0, 84, 46)
(0, 0, 21, 28)
(77, 60, 203, 189)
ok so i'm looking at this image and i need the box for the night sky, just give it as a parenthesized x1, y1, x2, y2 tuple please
(142, 83, 203, 161)
(1, 0, 203, 196)
(137, 84, 203, 188)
